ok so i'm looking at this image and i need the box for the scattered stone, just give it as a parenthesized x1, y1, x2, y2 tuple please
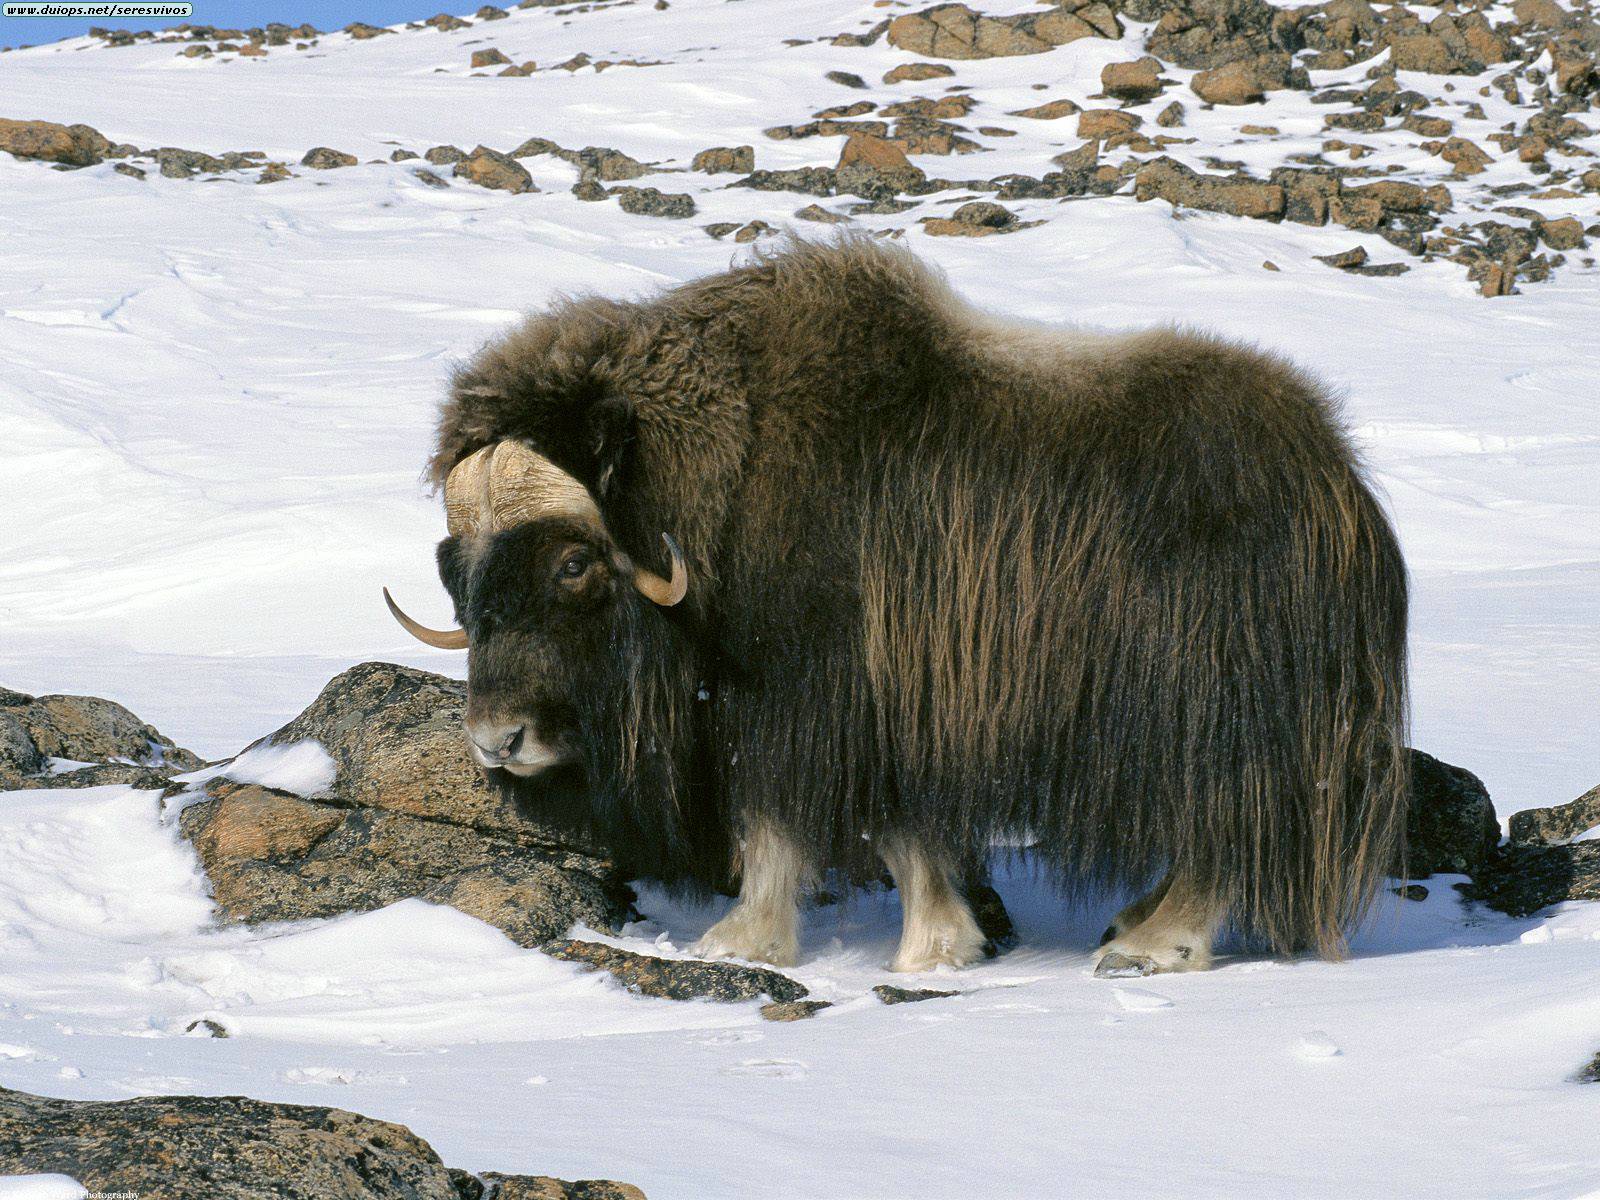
(693, 145, 754, 174)
(1536, 216, 1587, 250)
(1262, 259, 1280, 270)
(113, 161, 146, 179)
(873, 984, 959, 1004)
(1193, 60, 1269, 106)
(300, 146, 357, 169)
(185, 1018, 229, 1037)
(1102, 56, 1164, 102)
(826, 70, 869, 89)
(1393, 884, 1429, 901)
(1008, 97, 1080, 120)
(837, 133, 925, 193)
(1407, 749, 1501, 877)
(1511, 783, 1600, 845)
(1578, 1052, 1600, 1084)
(0, 1085, 642, 1200)
(1316, 245, 1369, 268)
(425, 144, 467, 165)
(345, 21, 391, 38)
(177, 663, 627, 945)
(1135, 156, 1285, 220)
(704, 222, 741, 239)
(470, 47, 510, 68)
(545, 939, 808, 1002)
(921, 199, 1038, 236)
(733, 220, 774, 242)
(884, 61, 955, 84)
(1146, 0, 1300, 69)
(476, 4, 509, 19)
(257, 162, 293, 184)
(414, 168, 450, 188)
(815, 101, 878, 119)
(612, 186, 696, 217)
(454, 145, 536, 193)
(1156, 100, 1186, 127)
(1465, 841, 1600, 916)
(761, 1000, 834, 1021)
(1077, 109, 1140, 140)
(0, 117, 112, 166)
(886, 2, 1120, 61)
(796, 203, 850, 223)
(425, 12, 471, 32)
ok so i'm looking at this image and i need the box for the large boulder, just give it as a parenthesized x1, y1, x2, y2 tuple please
(0, 117, 113, 166)
(0, 685, 200, 790)
(1406, 749, 1500, 877)
(177, 662, 630, 945)
(0, 1085, 644, 1200)
(886, 2, 1120, 60)
(1509, 783, 1600, 846)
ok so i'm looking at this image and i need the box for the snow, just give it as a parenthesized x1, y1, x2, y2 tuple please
(2, 2, 1599, 1196)
(174, 739, 338, 797)
(0, 1180, 86, 1200)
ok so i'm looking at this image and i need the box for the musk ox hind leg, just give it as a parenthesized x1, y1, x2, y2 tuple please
(1099, 872, 1175, 947)
(1092, 875, 1227, 978)
(692, 818, 814, 967)
(877, 835, 990, 973)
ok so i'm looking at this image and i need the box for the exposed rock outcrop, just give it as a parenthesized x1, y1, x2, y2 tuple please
(1, 685, 199, 790)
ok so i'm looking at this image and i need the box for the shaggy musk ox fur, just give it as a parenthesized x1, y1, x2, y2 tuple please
(430, 238, 1409, 959)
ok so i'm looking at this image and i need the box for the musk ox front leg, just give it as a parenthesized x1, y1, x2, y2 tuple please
(1093, 875, 1226, 978)
(877, 836, 989, 973)
(692, 818, 813, 968)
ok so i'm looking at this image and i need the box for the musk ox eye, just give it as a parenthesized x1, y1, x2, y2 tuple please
(558, 553, 589, 579)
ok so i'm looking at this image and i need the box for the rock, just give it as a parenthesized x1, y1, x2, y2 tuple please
(390, 148, 419, 161)
(1464, 841, 1600, 916)
(0, 1085, 642, 1200)
(1407, 749, 1500, 877)
(704, 222, 741, 239)
(476, 4, 509, 19)
(826, 70, 869, 89)
(1134, 156, 1285, 220)
(0, 117, 112, 166)
(544, 939, 808, 1002)
(761, 1000, 834, 1021)
(837, 133, 925, 192)
(1578, 1052, 1600, 1084)
(735, 167, 839, 196)
(481, 1176, 646, 1200)
(1436, 136, 1492, 175)
(345, 21, 391, 38)
(692, 145, 754, 174)
(425, 143, 467, 164)
(1008, 97, 1080, 119)
(1510, 783, 1600, 845)
(884, 62, 955, 84)
(414, 168, 450, 188)
(0, 686, 199, 789)
(565, 145, 648, 182)
(796, 203, 850, 223)
(114, 160, 146, 179)
(886, 2, 1119, 61)
(454, 145, 536, 193)
(1156, 100, 1185, 126)
(1536, 216, 1587, 250)
(873, 984, 958, 1004)
(922, 199, 1037, 236)
(733, 220, 774, 243)
(1146, 0, 1300, 69)
(1193, 60, 1268, 105)
(1077, 108, 1141, 139)
(300, 146, 357, 169)
(425, 12, 470, 31)
(612, 186, 696, 217)
(1102, 56, 1164, 102)
(1393, 883, 1429, 901)
(156, 146, 229, 177)
(257, 162, 293, 184)
(177, 663, 627, 944)
(470, 47, 510, 68)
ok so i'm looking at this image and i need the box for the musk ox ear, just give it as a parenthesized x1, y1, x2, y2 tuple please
(586, 394, 635, 499)
(435, 536, 471, 614)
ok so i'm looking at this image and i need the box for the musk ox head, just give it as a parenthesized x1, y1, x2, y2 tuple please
(383, 439, 687, 779)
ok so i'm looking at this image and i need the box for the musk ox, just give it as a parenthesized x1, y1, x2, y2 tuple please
(386, 238, 1409, 977)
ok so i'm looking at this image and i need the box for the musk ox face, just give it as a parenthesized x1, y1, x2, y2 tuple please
(437, 518, 633, 778)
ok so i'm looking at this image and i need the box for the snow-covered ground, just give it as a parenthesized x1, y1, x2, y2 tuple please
(2, 1, 1599, 1196)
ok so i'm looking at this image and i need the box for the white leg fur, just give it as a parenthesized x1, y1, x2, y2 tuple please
(877, 835, 988, 973)
(692, 820, 810, 968)
(1093, 874, 1225, 977)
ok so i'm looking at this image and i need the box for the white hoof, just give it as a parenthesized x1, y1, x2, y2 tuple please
(890, 917, 989, 974)
(1092, 938, 1210, 978)
(692, 908, 799, 968)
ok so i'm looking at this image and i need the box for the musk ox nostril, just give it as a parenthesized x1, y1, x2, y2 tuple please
(468, 721, 526, 762)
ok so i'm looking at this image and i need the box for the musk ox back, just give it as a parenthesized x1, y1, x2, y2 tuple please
(389, 238, 1409, 976)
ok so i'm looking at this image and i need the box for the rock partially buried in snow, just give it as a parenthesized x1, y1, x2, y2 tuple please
(300, 146, 357, 169)
(454, 145, 536, 193)
(1510, 783, 1600, 846)
(543, 939, 808, 1002)
(0, 117, 113, 167)
(0, 1084, 646, 1199)
(1406, 749, 1499, 877)
(872, 984, 958, 1005)
(886, 2, 1120, 61)
(0, 685, 200, 790)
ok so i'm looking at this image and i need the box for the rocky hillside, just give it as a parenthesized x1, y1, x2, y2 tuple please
(3, 0, 1596, 294)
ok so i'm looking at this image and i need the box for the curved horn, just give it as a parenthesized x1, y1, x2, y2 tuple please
(489, 441, 601, 528)
(443, 444, 495, 539)
(383, 587, 469, 649)
(632, 533, 689, 607)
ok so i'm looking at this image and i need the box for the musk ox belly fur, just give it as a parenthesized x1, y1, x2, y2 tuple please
(435, 238, 1410, 958)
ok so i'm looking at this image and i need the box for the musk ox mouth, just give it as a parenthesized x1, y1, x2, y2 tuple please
(465, 734, 572, 777)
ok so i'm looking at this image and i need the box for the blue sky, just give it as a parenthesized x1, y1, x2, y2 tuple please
(1, 2, 454, 49)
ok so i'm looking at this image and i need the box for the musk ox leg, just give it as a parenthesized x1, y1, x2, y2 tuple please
(692, 819, 811, 968)
(1099, 872, 1175, 946)
(877, 836, 989, 974)
(1093, 875, 1225, 978)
